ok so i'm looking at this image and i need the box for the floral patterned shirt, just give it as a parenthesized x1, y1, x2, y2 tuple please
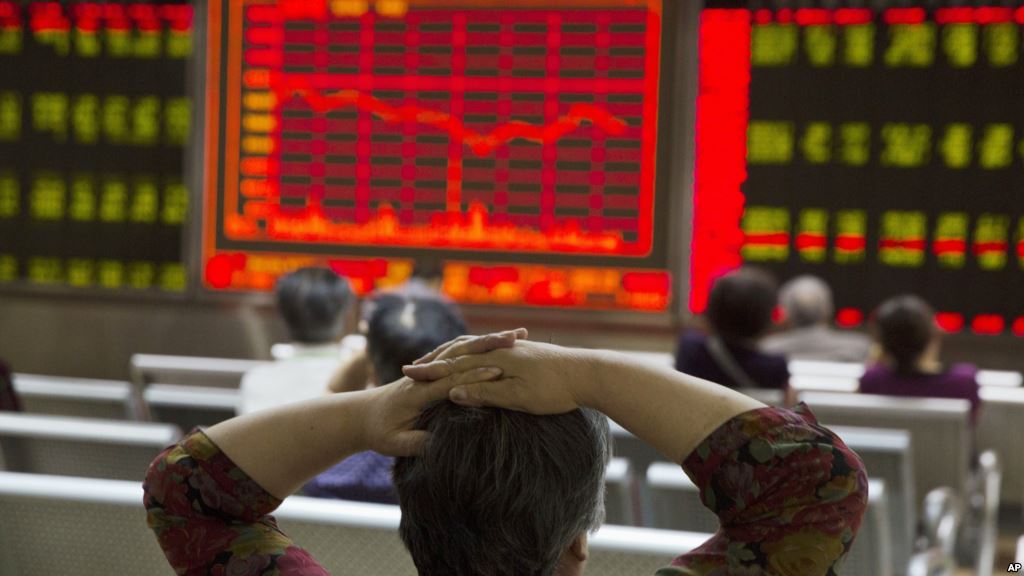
(144, 404, 867, 576)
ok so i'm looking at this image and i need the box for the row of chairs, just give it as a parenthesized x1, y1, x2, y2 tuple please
(0, 413, 900, 576)
(0, 469, 710, 576)
(0, 386, 982, 576)
(9, 352, 1023, 574)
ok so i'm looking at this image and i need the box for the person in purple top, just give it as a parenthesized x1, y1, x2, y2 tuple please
(675, 268, 790, 391)
(303, 292, 468, 503)
(860, 295, 981, 424)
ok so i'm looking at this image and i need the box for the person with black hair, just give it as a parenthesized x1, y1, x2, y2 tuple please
(675, 268, 790, 390)
(860, 294, 980, 423)
(303, 294, 468, 503)
(238, 267, 359, 415)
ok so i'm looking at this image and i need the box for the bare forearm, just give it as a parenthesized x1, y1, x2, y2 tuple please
(204, 392, 370, 499)
(575, 349, 764, 464)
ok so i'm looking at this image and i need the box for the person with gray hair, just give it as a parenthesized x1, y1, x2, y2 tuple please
(760, 275, 871, 363)
(145, 329, 868, 575)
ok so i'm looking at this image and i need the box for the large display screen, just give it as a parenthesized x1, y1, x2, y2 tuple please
(0, 1, 193, 292)
(203, 0, 674, 313)
(693, 4, 1024, 335)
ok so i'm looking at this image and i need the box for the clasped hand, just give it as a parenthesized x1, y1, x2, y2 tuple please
(361, 328, 586, 457)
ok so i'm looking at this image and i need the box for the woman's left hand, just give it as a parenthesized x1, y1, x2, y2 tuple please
(358, 330, 524, 456)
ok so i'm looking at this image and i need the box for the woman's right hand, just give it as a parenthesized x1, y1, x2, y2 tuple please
(402, 335, 589, 415)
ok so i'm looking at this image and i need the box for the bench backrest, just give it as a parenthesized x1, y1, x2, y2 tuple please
(977, 386, 1024, 505)
(0, 413, 180, 482)
(645, 462, 718, 534)
(831, 425, 915, 576)
(0, 470, 711, 576)
(130, 353, 267, 388)
(605, 457, 639, 526)
(0, 472, 171, 576)
(800, 392, 970, 499)
(13, 373, 137, 420)
(143, 383, 239, 432)
(644, 466, 891, 576)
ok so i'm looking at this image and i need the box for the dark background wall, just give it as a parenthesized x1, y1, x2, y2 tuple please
(1, 293, 1020, 381)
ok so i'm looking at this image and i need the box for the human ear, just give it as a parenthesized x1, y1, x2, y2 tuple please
(569, 532, 588, 562)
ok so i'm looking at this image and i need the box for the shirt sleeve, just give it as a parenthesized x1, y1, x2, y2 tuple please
(143, 429, 329, 576)
(663, 404, 869, 576)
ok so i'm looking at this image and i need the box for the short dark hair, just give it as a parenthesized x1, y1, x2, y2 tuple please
(873, 295, 935, 372)
(393, 403, 610, 576)
(411, 257, 444, 282)
(706, 268, 778, 341)
(366, 294, 467, 384)
(275, 267, 353, 344)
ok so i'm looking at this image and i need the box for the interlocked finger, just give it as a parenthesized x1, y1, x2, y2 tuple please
(413, 335, 474, 365)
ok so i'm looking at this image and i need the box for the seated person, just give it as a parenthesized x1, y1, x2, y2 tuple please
(860, 294, 981, 423)
(761, 275, 871, 363)
(399, 257, 446, 299)
(238, 267, 361, 415)
(353, 257, 459, 341)
(303, 294, 468, 504)
(676, 268, 790, 390)
(0, 357, 20, 412)
(145, 329, 868, 575)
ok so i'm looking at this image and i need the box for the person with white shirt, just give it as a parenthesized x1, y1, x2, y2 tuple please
(238, 267, 362, 415)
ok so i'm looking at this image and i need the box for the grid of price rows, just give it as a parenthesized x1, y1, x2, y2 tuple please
(226, 1, 658, 256)
(0, 1, 193, 292)
(692, 4, 1024, 335)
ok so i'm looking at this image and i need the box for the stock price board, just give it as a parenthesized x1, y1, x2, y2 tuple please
(693, 3, 1024, 336)
(203, 0, 675, 314)
(0, 1, 193, 293)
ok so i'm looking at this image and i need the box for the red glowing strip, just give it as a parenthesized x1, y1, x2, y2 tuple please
(273, 77, 628, 158)
(795, 8, 830, 26)
(973, 241, 1008, 256)
(753, 9, 771, 24)
(29, 2, 69, 32)
(879, 238, 926, 251)
(744, 232, 790, 247)
(883, 8, 925, 25)
(795, 233, 827, 250)
(774, 8, 793, 24)
(1014, 317, 1024, 336)
(836, 308, 864, 328)
(1017, 7, 1024, 25)
(935, 8, 974, 24)
(933, 238, 967, 256)
(690, 9, 750, 313)
(0, 0, 17, 28)
(971, 315, 1005, 335)
(976, 7, 1013, 24)
(835, 234, 866, 252)
(468, 266, 519, 290)
(935, 7, 1013, 24)
(834, 8, 872, 26)
(1017, 240, 1024, 258)
(621, 271, 670, 294)
(935, 312, 964, 333)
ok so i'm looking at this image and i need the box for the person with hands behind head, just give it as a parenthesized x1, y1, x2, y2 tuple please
(305, 293, 469, 503)
(144, 328, 867, 576)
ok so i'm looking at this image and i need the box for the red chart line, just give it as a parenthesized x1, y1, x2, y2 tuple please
(271, 76, 630, 157)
